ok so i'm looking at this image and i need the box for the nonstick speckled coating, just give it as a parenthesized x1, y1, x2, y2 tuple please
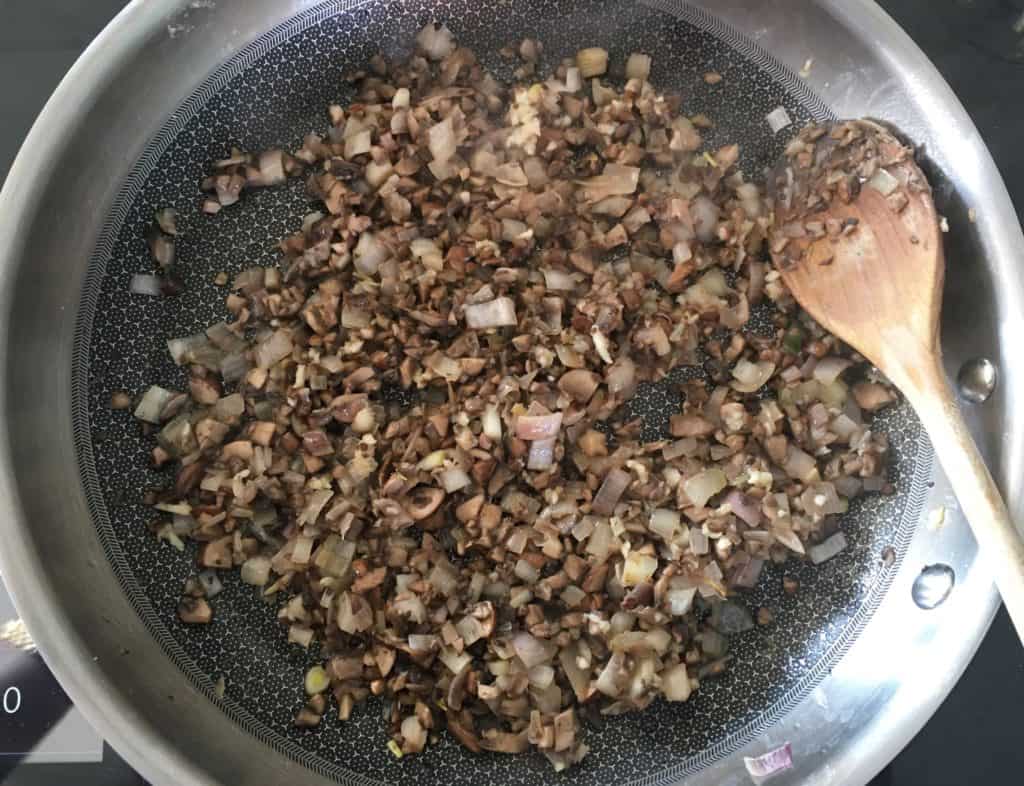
(72, 1, 931, 783)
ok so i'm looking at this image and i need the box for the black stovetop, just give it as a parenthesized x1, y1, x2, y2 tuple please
(1, 1, 1022, 784)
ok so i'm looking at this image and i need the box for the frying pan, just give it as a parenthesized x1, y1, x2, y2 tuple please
(1, 1, 1021, 784)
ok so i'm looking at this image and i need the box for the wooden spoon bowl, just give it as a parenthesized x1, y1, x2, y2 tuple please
(769, 120, 1024, 640)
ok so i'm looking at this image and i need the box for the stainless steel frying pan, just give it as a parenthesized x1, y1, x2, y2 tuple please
(1, 1, 1021, 785)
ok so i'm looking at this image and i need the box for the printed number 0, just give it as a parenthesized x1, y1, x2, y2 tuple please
(2, 687, 20, 714)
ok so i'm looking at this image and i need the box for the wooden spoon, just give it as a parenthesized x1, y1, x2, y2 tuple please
(769, 119, 1024, 637)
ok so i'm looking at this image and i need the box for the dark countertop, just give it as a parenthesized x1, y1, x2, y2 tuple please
(0, 1, 1021, 784)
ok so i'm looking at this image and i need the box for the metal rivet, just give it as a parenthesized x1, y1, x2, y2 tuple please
(957, 357, 997, 403)
(912, 564, 955, 610)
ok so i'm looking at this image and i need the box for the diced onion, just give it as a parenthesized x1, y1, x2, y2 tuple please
(578, 163, 640, 202)
(649, 509, 680, 541)
(428, 117, 457, 165)
(812, 356, 853, 385)
(515, 412, 562, 441)
(527, 437, 557, 470)
(744, 743, 793, 779)
(731, 359, 776, 393)
(808, 532, 848, 564)
(416, 22, 456, 60)
(464, 297, 518, 329)
(241, 556, 272, 586)
(129, 273, 164, 296)
(512, 631, 556, 668)
(684, 469, 727, 508)
(256, 329, 293, 369)
(622, 552, 658, 586)
(482, 405, 502, 441)
(354, 232, 389, 275)
(198, 570, 223, 598)
(689, 527, 709, 555)
(691, 195, 720, 243)
(625, 53, 651, 81)
(666, 586, 697, 616)
(765, 106, 792, 134)
(724, 489, 763, 527)
(661, 663, 693, 701)
(134, 385, 175, 424)
(440, 467, 472, 493)
(867, 167, 900, 196)
(542, 268, 576, 291)
(592, 468, 630, 515)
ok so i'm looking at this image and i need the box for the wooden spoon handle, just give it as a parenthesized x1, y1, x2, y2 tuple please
(906, 363, 1024, 641)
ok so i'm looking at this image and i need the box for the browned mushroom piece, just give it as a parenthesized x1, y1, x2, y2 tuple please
(446, 664, 471, 711)
(189, 375, 222, 405)
(404, 486, 445, 521)
(175, 461, 205, 496)
(177, 596, 212, 624)
(480, 728, 530, 754)
(198, 535, 233, 569)
(446, 713, 482, 753)
(670, 414, 716, 438)
(852, 381, 896, 411)
(557, 369, 601, 403)
(294, 707, 322, 728)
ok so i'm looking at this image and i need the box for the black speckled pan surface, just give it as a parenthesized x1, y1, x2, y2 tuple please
(72, 0, 931, 783)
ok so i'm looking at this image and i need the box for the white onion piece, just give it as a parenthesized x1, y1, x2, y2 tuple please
(408, 634, 438, 654)
(808, 532, 848, 564)
(625, 53, 652, 81)
(765, 106, 792, 134)
(515, 412, 562, 441)
(744, 743, 793, 779)
(134, 385, 175, 424)
(867, 167, 900, 196)
(731, 359, 776, 393)
(691, 195, 720, 242)
(354, 232, 388, 275)
(578, 163, 640, 201)
(482, 405, 502, 441)
(812, 356, 853, 385)
(622, 552, 658, 586)
(129, 273, 164, 297)
(731, 557, 765, 588)
(783, 445, 818, 482)
(564, 66, 582, 92)
(666, 586, 697, 616)
(252, 149, 286, 186)
(198, 570, 224, 598)
(648, 508, 680, 541)
(542, 268, 576, 291)
(724, 489, 763, 527)
(592, 468, 630, 515)
(527, 437, 557, 470)
(256, 329, 293, 369)
(428, 117, 457, 165)
(240, 556, 272, 586)
(512, 631, 556, 668)
(416, 22, 456, 60)
(464, 297, 518, 329)
(689, 526, 709, 555)
(440, 467, 471, 493)
(684, 468, 727, 508)
(167, 335, 205, 366)
(661, 663, 693, 701)
(439, 647, 473, 675)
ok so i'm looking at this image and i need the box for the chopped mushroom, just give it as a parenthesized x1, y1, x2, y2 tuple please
(136, 26, 897, 773)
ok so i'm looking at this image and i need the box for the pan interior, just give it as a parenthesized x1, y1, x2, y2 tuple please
(73, 0, 931, 783)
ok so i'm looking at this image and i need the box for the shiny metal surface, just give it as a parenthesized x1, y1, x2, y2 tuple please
(912, 565, 957, 611)
(958, 357, 998, 404)
(0, 2, 1019, 786)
